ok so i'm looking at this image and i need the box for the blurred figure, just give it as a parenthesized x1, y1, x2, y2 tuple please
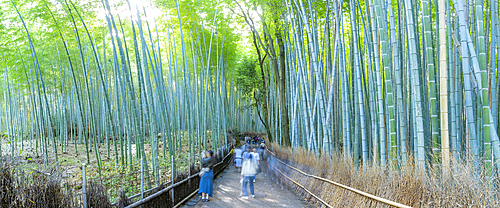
(259, 141, 266, 159)
(251, 148, 260, 165)
(234, 146, 243, 172)
(251, 148, 261, 183)
(240, 147, 252, 196)
(241, 153, 257, 199)
(242, 146, 252, 160)
(245, 136, 251, 146)
(229, 145, 235, 155)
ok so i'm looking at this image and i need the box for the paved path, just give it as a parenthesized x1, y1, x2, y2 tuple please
(189, 160, 313, 208)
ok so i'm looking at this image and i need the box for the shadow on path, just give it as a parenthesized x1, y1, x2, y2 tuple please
(186, 159, 313, 208)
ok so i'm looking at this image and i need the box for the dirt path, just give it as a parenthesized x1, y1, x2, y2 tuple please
(189, 160, 313, 208)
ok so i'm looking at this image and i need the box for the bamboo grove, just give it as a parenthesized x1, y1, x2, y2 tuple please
(232, 0, 500, 176)
(0, 0, 262, 188)
(2, 0, 500, 190)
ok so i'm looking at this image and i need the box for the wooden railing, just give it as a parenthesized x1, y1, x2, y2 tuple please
(124, 144, 234, 208)
(266, 149, 412, 208)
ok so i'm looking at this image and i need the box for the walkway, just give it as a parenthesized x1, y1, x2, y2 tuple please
(187, 160, 313, 208)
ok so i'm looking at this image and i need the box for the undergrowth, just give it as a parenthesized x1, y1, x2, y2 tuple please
(269, 143, 500, 207)
(0, 157, 114, 208)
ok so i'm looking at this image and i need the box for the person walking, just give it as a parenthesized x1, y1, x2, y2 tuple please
(251, 148, 260, 183)
(240, 154, 258, 199)
(240, 147, 253, 196)
(259, 141, 266, 159)
(234, 146, 243, 172)
(198, 150, 214, 202)
(251, 148, 260, 165)
(245, 136, 251, 146)
(242, 146, 252, 160)
(229, 145, 235, 155)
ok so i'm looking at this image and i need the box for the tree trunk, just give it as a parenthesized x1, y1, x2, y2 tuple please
(276, 31, 291, 147)
(251, 31, 273, 143)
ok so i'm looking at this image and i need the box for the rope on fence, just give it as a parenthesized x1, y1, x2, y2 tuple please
(272, 165, 333, 208)
(266, 149, 412, 208)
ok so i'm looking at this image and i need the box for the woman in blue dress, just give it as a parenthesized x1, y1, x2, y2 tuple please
(198, 150, 214, 202)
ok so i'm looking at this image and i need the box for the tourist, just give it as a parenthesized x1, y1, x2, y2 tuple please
(259, 141, 266, 159)
(251, 148, 261, 183)
(251, 148, 260, 165)
(242, 146, 252, 160)
(240, 147, 253, 197)
(245, 136, 251, 146)
(241, 154, 258, 199)
(229, 145, 235, 155)
(234, 146, 243, 172)
(198, 150, 214, 202)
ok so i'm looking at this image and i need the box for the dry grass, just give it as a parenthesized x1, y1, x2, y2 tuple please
(0, 157, 115, 208)
(86, 181, 112, 208)
(268, 143, 500, 208)
(1, 131, 234, 207)
(0, 158, 77, 208)
(1, 137, 202, 203)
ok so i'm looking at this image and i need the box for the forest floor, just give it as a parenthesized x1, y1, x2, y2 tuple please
(0, 138, 196, 202)
(187, 160, 313, 208)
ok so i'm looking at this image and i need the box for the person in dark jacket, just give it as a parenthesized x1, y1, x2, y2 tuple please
(198, 150, 214, 202)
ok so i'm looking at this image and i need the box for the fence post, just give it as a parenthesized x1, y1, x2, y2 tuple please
(171, 155, 175, 204)
(82, 163, 87, 208)
(141, 157, 144, 200)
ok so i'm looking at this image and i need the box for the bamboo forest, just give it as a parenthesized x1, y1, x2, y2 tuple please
(1, 0, 500, 207)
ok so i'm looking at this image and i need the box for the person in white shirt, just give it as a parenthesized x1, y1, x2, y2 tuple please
(251, 148, 260, 164)
(234, 147, 243, 172)
(251, 148, 260, 183)
(240, 154, 257, 199)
